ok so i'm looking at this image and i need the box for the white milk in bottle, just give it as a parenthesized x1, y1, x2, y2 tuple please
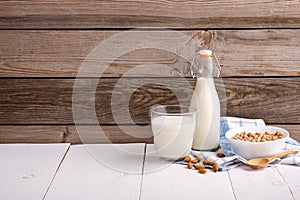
(190, 50, 220, 151)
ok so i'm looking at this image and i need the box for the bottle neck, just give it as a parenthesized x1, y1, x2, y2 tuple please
(198, 56, 213, 78)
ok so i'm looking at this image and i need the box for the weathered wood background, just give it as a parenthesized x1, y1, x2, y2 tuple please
(0, 0, 299, 143)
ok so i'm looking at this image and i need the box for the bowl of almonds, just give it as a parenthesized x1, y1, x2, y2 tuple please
(225, 126, 289, 160)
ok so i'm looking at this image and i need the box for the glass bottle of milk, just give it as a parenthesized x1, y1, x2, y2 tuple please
(190, 50, 220, 151)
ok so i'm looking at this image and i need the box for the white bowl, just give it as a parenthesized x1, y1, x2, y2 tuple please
(225, 126, 289, 160)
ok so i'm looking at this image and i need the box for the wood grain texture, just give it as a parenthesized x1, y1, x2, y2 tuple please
(0, 125, 299, 144)
(0, 125, 153, 144)
(1, 0, 299, 145)
(0, 1, 299, 29)
(0, 30, 300, 77)
(0, 78, 299, 124)
(0, 126, 65, 143)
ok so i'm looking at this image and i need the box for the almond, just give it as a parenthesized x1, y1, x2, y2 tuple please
(216, 152, 225, 158)
(202, 160, 215, 166)
(213, 164, 219, 172)
(184, 156, 191, 162)
(187, 162, 193, 169)
(194, 165, 205, 170)
(195, 157, 201, 162)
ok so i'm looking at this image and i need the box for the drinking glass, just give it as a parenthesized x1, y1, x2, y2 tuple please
(150, 105, 196, 161)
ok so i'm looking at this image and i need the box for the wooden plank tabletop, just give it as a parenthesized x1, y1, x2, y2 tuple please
(45, 144, 145, 200)
(277, 165, 300, 200)
(0, 143, 299, 200)
(228, 165, 294, 200)
(141, 145, 236, 200)
(0, 143, 70, 200)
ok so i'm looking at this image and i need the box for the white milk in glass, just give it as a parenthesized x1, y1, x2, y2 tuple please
(152, 115, 196, 160)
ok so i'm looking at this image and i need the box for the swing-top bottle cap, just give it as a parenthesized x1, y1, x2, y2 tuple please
(199, 50, 212, 58)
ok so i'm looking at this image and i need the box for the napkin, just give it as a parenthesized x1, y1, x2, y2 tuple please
(177, 116, 300, 171)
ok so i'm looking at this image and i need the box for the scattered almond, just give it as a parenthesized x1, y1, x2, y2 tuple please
(187, 162, 193, 169)
(194, 165, 205, 170)
(213, 164, 219, 172)
(202, 160, 215, 166)
(184, 156, 191, 162)
(195, 157, 201, 162)
(216, 152, 225, 158)
(183, 158, 219, 174)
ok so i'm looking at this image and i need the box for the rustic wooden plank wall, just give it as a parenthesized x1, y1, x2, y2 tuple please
(0, 0, 299, 143)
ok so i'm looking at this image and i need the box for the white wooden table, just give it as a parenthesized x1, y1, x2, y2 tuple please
(1, 143, 299, 200)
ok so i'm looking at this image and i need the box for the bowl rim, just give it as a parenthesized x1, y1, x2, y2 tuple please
(225, 125, 289, 144)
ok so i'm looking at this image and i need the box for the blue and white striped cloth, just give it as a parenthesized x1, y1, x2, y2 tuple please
(178, 116, 300, 171)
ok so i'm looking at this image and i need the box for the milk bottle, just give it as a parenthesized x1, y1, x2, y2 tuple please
(190, 50, 220, 151)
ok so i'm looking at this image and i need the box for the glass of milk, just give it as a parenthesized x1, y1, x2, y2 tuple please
(150, 105, 196, 161)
